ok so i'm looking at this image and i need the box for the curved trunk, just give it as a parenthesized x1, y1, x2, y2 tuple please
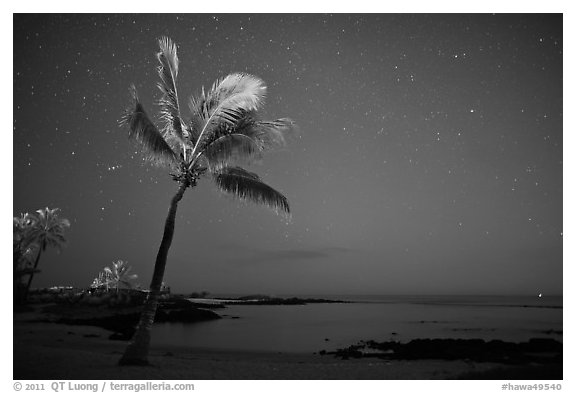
(14, 243, 24, 304)
(119, 181, 189, 366)
(24, 242, 44, 302)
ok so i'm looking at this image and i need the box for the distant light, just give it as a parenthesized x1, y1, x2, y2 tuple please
(538, 293, 542, 298)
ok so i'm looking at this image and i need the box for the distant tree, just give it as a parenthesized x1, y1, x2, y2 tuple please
(91, 271, 111, 292)
(22, 208, 70, 301)
(189, 290, 210, 298)
(91, 260, 139, 292)
(118, 37, 295, 365)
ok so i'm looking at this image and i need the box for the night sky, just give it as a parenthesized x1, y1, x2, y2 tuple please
(13, 14, 563, 296)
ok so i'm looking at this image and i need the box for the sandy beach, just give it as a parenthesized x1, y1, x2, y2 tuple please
(15, 318, 557, 380)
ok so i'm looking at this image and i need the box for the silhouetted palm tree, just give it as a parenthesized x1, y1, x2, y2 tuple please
(23, 207, 70, 300)
(118, 37, 295, 365)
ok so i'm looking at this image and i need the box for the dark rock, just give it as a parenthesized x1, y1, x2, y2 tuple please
(458, 364, 563, 380)
(58, 311, 139, 339)
(328, 338, 563, 365)
(46, 298, 221, 341)
(337, 346, 364, 360)
(237, 294, 273, 301)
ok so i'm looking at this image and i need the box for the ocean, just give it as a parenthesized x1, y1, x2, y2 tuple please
(151, 295, 562, 353)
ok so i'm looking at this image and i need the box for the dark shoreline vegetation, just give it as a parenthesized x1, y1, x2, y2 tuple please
(197, 295, 352, 306)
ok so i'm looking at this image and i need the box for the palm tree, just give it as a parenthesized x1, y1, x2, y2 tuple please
(23, 207, 70, 300)
(92, 260, 139, 292)
(91, 271, 111, 292)
(14, 213, 38, 303)
(14, 213, 36, 270)
(118, 37, 295, 365)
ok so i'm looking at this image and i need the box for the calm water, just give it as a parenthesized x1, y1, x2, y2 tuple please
(151, 295, 563, 353)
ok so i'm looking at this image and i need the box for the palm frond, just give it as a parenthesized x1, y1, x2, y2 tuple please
(230, 116, 297, 151)
(207, 73, 266, 116)
(46, 233, 68, 249)
(183, 123, 198, 150)
(190, 73, 267, 160)
(156, 37, 187, 146)
(120, 85, 178, 167)
(187, 92, 207, 145)
(253, 118, 298, 149)
(189, 107, 238, 155)
(162, 132, 187, 160)
(213, 166, 290, 217)
(203, 133, 262, 170)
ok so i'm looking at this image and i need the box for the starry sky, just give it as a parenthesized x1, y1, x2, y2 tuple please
(13, 14, 563, 296)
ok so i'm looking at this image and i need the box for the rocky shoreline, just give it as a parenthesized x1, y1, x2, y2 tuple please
(320, 337, 562, 365)
(17, 294, 350, 341)
(318, 338, 563, 379)
(14, 295, 563, 380)
(20, 296, 222, 341)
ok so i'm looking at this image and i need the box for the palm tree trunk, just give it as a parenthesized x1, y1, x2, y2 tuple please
(14, 244, 24, 304)
(24, 242, 44, 302)
(119, 180, 189, 366)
